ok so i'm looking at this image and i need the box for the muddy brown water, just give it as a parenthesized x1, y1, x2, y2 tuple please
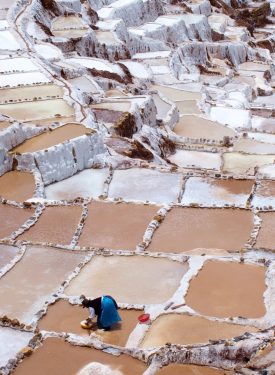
(0, 99, 74, 122)
(256, 212, 275, 250)
(0, 246, 85, 323)
(185, 260, 266, 318)
(38, 300, 141, 347)
(0, 244, 18, 269)
(173, 115, 235, 140)
(13, 337, 146, 375)
(0, 204, 34, 239)
(148, 208, 253, 253)
(155, 364, 232, 375)
(140, 314, 257, 348)
(65, 255, 188, 304)
(0, 171, 35, 201)
(12, 124, 91, 153)
(78, 201, 158, 250)
(18, 206, 82, 245)
(0, 84, 63, 102)
(207, 179, 254, 195)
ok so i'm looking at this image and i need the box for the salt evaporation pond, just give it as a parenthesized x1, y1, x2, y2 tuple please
(12, 124, 91, 153)
(152, 85, 201, 101)
(156, 364, 233, 375)
(0, 246, 85, 323)
(38, 300, 141, 347)
(13, 337, 146, 375)
(45, 168, 109, 200)
(222, 153, 275, 175)
(0, 204, 34, 239)
(176, 100, 201, 115)
(169, 150, 221, 170)
(256, 212, 275, 250)
(65, 255, 188, 304)
(251, 180, 275, 208)
(148, 208, 253, 253)
(140, 314, 257, 348)
(0, 327, 33, 368)
(108, 168, 182, 204)
(0, 244, 19, 269)
(181, 177, 254, 206)
(185, 260, 266, 318)
(0, 171, 35, 202)
(0, 84, 63, 102)
(18, 206, 82, 245)
(78, 201, 158, 249)
(173, 115, 236, 141)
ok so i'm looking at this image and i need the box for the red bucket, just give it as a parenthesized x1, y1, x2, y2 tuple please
(138, 313, 150, 323)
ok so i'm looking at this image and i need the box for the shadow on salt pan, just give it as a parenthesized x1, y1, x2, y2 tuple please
(108, 168, 182, 204)
(45, 168, 109, 200)
(65, 255, 188, 304)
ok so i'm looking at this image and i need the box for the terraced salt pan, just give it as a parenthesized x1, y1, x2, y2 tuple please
(120, 61, 152, 80)
(51, 15, 87, 30)
(252, 181, 275, 208)
(0, 246, 85, 323)
(65, 255, 188, 304)
(34, 44, 62, 60)
(78, 201, 158, 250)
(181, 177, 254, 207)
(93, 108, 124, 123)
(92, 101, 131, 112)
(66, 58, 124, 76)
(155, 364, 232, 375)
(185, 260, 266, 318)
(252, 116, 275, 133)
(38, 300, 141, 347)
(0, 204, 34, 239)
(45, 168, 109, 200)
(95, 30, 119, 44)
(210, 107, 250, 129)
(0, 84, 63, 103)
(148, 208, 253, 253)
(12, 124, 90, 153)
(0, 327, 33, 367)
(256, 212, 275, 250)
(222, 153, 275, 175)
(176, 100, 201, 115)
(0, 99, 74, 122)
(0, 57, 38, 73)
(152, 93, 171, 119)
(0, 171, 35, 201)
(108, 168, 182, 204)
(233, 139, 275, 154)
(18, 206, 82, 245)
(152, 85, 201, 101)
(52, 29, 88, 38)
(13, 337, 147, 375)
(257, 164, 275, 179)
(0, 72, 50, 87)
(140, 314, 257, 348)
(0, 244, 19, 269)
(0, 30, 21, 50)
(68, 77, 100, 93)
(173, 115, 236, 141)
(169, 150, 221, 170)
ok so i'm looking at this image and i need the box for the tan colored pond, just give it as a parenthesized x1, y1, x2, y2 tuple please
(52, 29, 88, 38)
(222, 153, 275, 175)
(0, 244, 19, 269)
(95, 30, 118, 44)
(0, 204, 34, 239)
(0, 99, 74, 122)
(18, 206, 82, 245)
(28, 115, 76, 127)
(148, 208, 253, 253)
(93, 108, 124, 123)
(91, 101, 131, 112)
(0, 84, 63, 103)
(105, 89, 127, 97)
(156, 364, 232, 375)
(185, 260, 266, 318)
(174, 115, 235, 141)
(13, 337, 146, 375)
(140, 314, 257, 348)
(0, 246, 85, 323)
(52, 15, 87, 30)
(256, 212, 275, 250)
(233, 139, 275, 154)
(12, 124, 91, 153)
(0, 171, 35, 201)
(176, 100, 201, 115)
(152, 85, 201, 101)
(78, 201, 158, 250)
(65, 255, 188, 304)
(0, 120, 10, 130)
(38, 300, 141, 347)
